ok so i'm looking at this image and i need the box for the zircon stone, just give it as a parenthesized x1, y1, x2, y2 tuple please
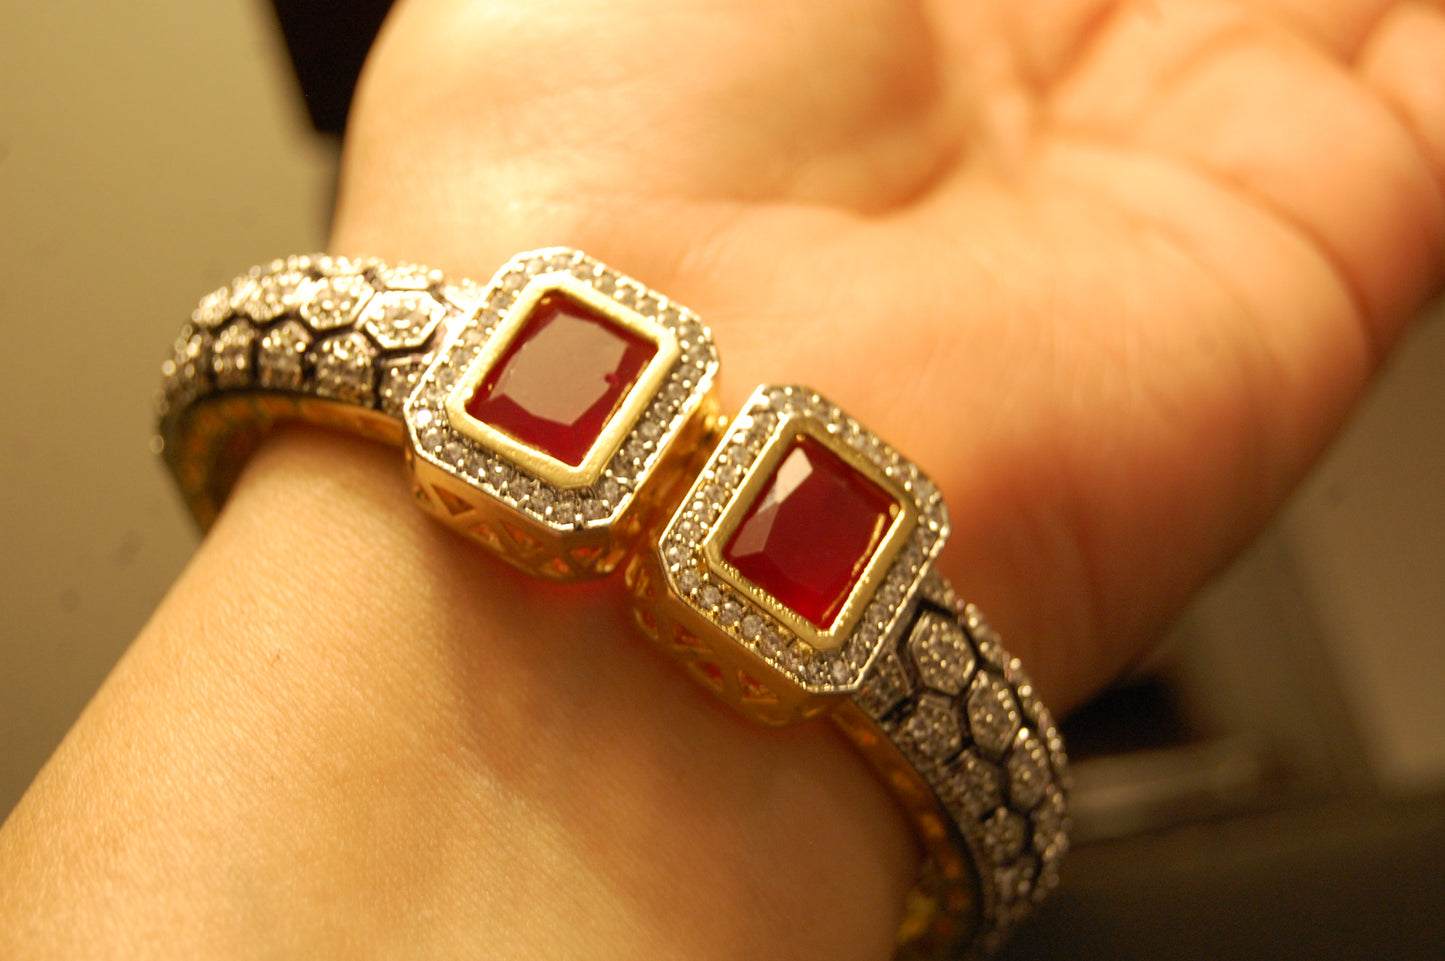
(465, 292, 657, 467)
(723, 435, 897, 629)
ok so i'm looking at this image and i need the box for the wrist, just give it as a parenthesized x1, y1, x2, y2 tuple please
(1, 426, 916, 960)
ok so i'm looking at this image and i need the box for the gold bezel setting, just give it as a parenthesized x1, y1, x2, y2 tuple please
(405, 248, 719, 534)
(702, 418, 919, 651)
(659, 385, 948, 694)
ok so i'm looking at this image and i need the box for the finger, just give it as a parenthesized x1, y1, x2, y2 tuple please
(1358, 3, 1445, 186)
(1050, 0, 1445, 353)
(1249, 0, 1396, 57)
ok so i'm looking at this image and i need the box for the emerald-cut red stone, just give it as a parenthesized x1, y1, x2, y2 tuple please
(723, 435, 897, 629)
(465, 292, 658, 467)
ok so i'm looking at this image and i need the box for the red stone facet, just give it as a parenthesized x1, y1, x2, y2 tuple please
(465, 292, 658, 467)
(723, 435, 897, 629)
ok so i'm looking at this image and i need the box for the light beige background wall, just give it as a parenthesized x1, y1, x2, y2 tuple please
(1, 0, 331, 815)
(2, 0, 1442, 823)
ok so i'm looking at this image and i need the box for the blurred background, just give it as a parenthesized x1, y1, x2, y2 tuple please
(2, 1, 1442, 956)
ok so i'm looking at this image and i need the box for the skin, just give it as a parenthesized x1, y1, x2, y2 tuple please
(2, 1, 1443, 958)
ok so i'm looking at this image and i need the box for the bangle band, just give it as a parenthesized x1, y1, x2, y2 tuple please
(156, 249, 1071, 958)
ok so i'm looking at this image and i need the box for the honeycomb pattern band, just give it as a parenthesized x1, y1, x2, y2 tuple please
(156, 254, 1070, 959)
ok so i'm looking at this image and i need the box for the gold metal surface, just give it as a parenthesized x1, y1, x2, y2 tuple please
(411, 391, 722, 581)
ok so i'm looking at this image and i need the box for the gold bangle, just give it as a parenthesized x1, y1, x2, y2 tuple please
(157, 248, 1071, 958)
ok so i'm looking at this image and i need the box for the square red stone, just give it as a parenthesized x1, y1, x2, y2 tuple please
(464, 291, 658, 468)
(722, 434, 898, 629)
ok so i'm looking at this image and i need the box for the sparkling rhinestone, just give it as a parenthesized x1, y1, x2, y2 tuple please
(1032, 859, 1062, 904)
(378, 358, 426, 417)
(981, 808, 1028, 864)
(907, 610, 976, 696)
(740, 612, 764, 641)
(444, 279, 487, 312)
(360, 292, 445, 351)
(697, 584, 722, 611)
(244, 271, 306, 322)
(313, 332, 377, 405)
(677, 568, 702, 595)
(623, 436, 650, 465)
(940, 749, 1004, 822)
(719, 597, 743, 626)
(372, 262, 437, 290)
(258, 320, 309, 390)
(581, 497, 611, 522)
(966, 606, 1008, 670)
(212, 322, 255, 388)
(531, 485, 556, 512)
(995, 856, 1037, 906)
(722, 435, 898, 629)
(1032, 787, 1069, 864)
(510, 475, 536, 504)
(1007, 730, 1051, 811)
(192, 285, 232, 329)
(967, 672, 1021, 759)
(301, 275, 372, 331)
(854, 649, 909, 719)
(899, 693, 962, 764)
(829, 659, 851, 685)
(413, 408, 434, 428)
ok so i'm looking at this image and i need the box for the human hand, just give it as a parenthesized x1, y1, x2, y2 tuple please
(4, 3, 1441, 959)
(334, 0, 1445, 712)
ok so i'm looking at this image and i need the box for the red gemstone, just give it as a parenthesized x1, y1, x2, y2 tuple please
(723, 435, 898, 629)
(465, 292, 658, 467)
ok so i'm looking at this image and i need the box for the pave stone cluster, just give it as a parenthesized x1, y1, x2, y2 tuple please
(855, 577, 1071, 952)
(405, 248, 718, 531)
(158, 254, 475, 431)
(659, 387, 946, 694)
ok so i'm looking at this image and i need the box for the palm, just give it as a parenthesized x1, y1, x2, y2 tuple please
(336, 0, 1445, 709)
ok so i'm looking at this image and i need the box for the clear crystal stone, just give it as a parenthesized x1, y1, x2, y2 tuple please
(966, 672, 1021, 760)
(378, 358, 425, 416)
(244, 271, 306, 322)
(899, 693, 962, 764)
(212, 322, 255, 388)
(719, 597, 743, 626)
(855, 650, 909, 719)
(258, 320, 310, 390)
(1007, 730, 1050, 811)
(192, 285, 232, 329)
(908, 611, 976, 696)
(301, 275, 373, 331)
(940, 749, 1004, 822)
(361, 292, 445, 350)
(981, 808, 1028, 864)
(313, 332, 377, 405)
(1032, 787, 1069, 864)
(373, 262, 438, 290)
(995, 856, 1037, 906)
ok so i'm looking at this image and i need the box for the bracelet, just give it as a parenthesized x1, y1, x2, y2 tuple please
(156, 248, 1071, 958)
